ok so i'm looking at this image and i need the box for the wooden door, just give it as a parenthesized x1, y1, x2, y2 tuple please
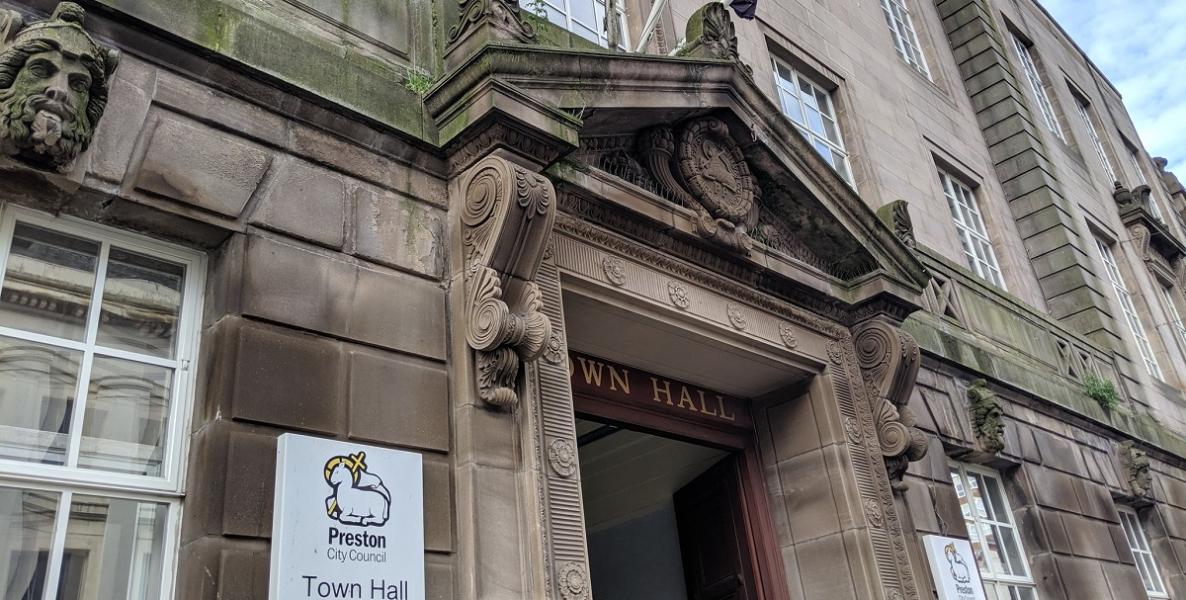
(673, 454, 759, 600)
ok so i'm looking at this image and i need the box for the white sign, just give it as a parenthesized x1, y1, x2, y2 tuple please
(923, 535, 987, 600)
(270, 433, 424, 600)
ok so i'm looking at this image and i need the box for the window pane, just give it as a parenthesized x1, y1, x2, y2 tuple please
(833, 156, 853, 182)
(78, 357, 174, 476)
(1011, 585, 1037, 600)
(779, 90, 803, 123)
(0, 335, 82, 465)
(544, 5, 566, 26)
(980, 473, 1006, 518)
(0, 222, 100, 341)
(570, 0, 596, 27)
(56, 494, 168, 600)
(573, 22, 599, 43)
(0, 486, 60, 599)
(96, 248, 185, 359)
(980, 522, 1009, 576)
(998, 526, 1027, 576)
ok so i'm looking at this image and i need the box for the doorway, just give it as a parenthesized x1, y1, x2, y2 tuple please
(577, 416, 760, 600)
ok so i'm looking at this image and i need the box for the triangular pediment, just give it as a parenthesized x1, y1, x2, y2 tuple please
(429, 44, 930, 314)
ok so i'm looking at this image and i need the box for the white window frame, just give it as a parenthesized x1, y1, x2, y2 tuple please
(1118, 507, 1169, 599)
(536, 0, 628, 49)
(772, 58, 854, 184)
(0, 204, 205, 600)
(1095, 237, 1163, 379)
(1011, 34, 1064, 142)
(879, 0, 931, 78)
(949, 463, 1039, 598)
(1161, 285, 1186, 349)
(1074, 98, 1118, 185)
(939, 170, 1007, 290)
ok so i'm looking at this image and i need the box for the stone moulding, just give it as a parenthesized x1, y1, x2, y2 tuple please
(461, 156, 557, 408)
(0, 2, 120, 172)
(853, 319, 929, 487)
(967, 378, 1004, 454)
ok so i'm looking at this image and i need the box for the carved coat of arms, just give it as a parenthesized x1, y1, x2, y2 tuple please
(640, 116, 758, 253)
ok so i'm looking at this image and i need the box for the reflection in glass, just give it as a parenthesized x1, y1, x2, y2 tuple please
(979, 521, 1006, 575)
(0, 223, 100, 341)
(0, 335, 82, 464)
(56, 494, 167, 600)
(96, 248, 185, 359)
(78, 357, 173, 476)
(0, 486, 60, 600)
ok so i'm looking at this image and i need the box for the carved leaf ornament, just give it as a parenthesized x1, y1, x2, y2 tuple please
(461, 157, 557, 408)
(854, 320, 929, 485)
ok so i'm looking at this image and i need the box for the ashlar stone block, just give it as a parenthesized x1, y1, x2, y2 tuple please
(250, 156, 348, 248)
(348, 349, 449, 452)
(353, 185, 445, 278)
(230, 319, 345, 434)
(135, 116, 271, 217)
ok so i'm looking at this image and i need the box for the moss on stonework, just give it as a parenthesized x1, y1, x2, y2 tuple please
(94, 0, 434, 141)
(906, 310, 1186, 462)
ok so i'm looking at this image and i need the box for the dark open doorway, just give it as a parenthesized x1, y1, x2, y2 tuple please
(577, 417, 761, 600)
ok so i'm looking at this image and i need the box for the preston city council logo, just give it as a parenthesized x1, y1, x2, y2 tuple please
(944, 543, 972, 584)
(323, 452, 392, 527)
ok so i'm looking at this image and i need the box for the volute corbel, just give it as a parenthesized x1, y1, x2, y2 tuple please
(461, 156, 556, 408)
(853, 319, 929, 488)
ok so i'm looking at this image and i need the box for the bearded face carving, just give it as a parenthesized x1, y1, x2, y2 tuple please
(0, 3, 120, 172)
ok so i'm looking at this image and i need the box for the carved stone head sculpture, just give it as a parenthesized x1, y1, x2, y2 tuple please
(0, 2, 119, 171)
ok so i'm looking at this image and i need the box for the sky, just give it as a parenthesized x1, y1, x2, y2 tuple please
(1039, 0, 1186, 174)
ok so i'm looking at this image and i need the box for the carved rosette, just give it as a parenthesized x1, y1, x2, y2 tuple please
(853, 320, 929, 487)
(639, 117, 758, 253)
(558, 562, 590, 600)
(779, 323, 798, 348)
(726, 303, 747, 330)
(864, 497, 885, 529)
(548, 438, 578, 477)
(844, 416, 863, 444)
(602, 256, 626, 286)
(967, 379, 1004, 454)
(461, 156, 556, 409)
(668, 281, 691, 309)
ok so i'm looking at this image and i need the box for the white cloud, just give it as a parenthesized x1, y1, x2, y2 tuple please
(1040, 0, 1186, 174)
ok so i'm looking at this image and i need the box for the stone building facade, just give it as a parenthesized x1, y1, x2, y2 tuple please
(0, 0, 1185, 599)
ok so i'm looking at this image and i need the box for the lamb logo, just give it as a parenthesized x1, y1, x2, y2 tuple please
(944, 543, 972, 584)
(323, 452, 392, 527)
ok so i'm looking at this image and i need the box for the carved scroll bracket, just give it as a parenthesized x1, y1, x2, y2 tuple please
(461, 156, 557, 408)
(853, 319, 929, 488)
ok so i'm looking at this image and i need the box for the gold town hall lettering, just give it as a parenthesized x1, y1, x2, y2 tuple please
(568, 351, 749, 428)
